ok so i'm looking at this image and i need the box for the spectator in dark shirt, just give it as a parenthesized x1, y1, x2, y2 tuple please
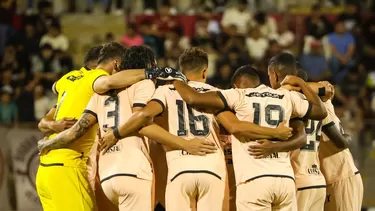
(337, 2, 361, 32)
(34, 1, 60, 37)
(305, 4, 332, 40)
(0, 90, 17, 127)
(363, 16, 375, 69)
(328, 20, 355, 83)
(30, 44, 61, 90)
(207, 64, 232, 89)
(138, 20, 159, 57)
(216, 24, 245, 53)
(300, 40, 330, 81)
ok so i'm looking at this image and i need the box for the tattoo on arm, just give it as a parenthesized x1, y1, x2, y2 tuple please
(43, 113, 96, 151)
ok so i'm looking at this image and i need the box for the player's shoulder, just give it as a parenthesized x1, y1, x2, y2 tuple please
(86, 68, 109, 77)
(132, 79, 154, 87)
(188, 81, 219, 92)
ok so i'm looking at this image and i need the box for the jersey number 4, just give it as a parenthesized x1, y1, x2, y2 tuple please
(176, 100, 209, 137)
(300, 120, 322, 151)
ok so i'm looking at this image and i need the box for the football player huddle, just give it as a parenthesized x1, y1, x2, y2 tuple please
(36, 43, 363, 211)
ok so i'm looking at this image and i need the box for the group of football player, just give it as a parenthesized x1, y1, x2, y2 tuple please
(35, 42, 363, 211)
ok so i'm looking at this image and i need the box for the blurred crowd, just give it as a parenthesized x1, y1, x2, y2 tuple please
(1, 0, 375, 168)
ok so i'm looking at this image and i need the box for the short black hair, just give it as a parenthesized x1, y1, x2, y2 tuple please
(97, 42, 127, 64)
(84, 45, 103, 66)
(231, 65, 260, 86)
(297, 68, 308, 82)
(268, 53, 297, 78)
(120, 45, 156, 70)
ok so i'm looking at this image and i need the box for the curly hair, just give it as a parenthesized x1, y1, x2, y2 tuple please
(120, 45, 156, 70)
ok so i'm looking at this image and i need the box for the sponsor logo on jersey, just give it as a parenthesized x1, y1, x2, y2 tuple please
(105, 142, 123, 154)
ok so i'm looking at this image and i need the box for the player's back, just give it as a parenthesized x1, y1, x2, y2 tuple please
(290, 118, 326, 189)
(152, 81, 226, 182)
(42, 67, 108, 165)
(319, 100, 358, 185)
(93, 80, 154, 182)
(220, 85, 310, 185)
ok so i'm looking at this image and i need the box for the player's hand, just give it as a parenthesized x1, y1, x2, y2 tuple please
(248, 140, 277, 159)
(275, 120, 293, 140)
(99, 128, 119, 155)
(280, 75, 304, 87)
(318, 81, 335, 101)
(155, 67, 187, 83)
(182, 138, 217, 156)
(281, 84, 301, 92)
(37, 137, 49, 155)
(51, 118, 77, 133)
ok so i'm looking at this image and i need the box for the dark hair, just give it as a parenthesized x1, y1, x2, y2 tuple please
(179, 47, 208, 73)
(297, 68, 308, 82)
(128, 23, 138, 31)
(41, 43, 53, 50)
(120, 45, 156, 70)
(84, 45, 103, 66)
(97, 42, 127, 64)
(231, 65, 260, 86)
(268, 52, 297, 77)
(38, 0, 52, 10)
(254, 12, 266, 25)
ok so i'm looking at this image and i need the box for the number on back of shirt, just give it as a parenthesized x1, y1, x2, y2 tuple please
(103, 96, 119, 129)
(252, 103, 285, 127)
(176, 100, 210, 137)
(300, 120, 322, 151)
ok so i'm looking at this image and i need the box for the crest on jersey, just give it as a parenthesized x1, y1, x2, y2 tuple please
(307, 164, 321, 175)
(165, 67, 172, 73)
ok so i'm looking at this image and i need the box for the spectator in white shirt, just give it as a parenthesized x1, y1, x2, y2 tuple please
(252, 11, 278, 39)
(221, 0, 252, 35)
(246, 27, 268, 61)
(40, 22, 69, 52)
(33, 85, 51, 121)
(270, 21, 295, 52)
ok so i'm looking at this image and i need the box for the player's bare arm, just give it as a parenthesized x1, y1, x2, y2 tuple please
(100, 101, 217, 155)
(248, 119, 307, 158)
(93, 67, 187, 94)
(282, 81, 334, 102)
(37, 112, 97, 154)
(38, 107, 77, 135)
(216, 111, 292, 141)
(322, 123, 350, 149)
(93, 69, 147, 94)
(281, 75, 327, 120)
(173, 80, 226, 110)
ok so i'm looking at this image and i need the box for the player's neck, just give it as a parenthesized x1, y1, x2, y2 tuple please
(96, 64, 112, 74)
(185, 73, 206, 83)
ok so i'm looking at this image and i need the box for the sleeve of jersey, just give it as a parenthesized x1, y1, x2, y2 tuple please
(53, 78, 63, 95)
(83, 94, 98, 121)
(321, 100, 336, 130)
(216, 89, 243, 115)
(133, 80, 156, 108)
(88, 69, 110, 92)
(150, 86, 167, 115)
(290, 91, 312, 118)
